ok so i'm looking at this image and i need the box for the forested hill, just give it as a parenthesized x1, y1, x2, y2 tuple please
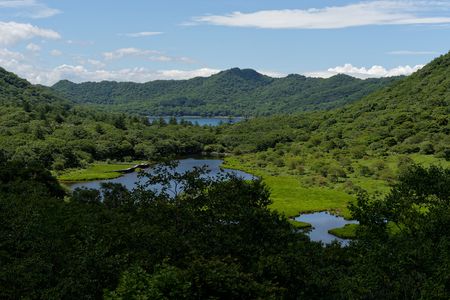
(0, 67, 67, 107)
(51, 68, 400, 116)
(220, 51, 450, 159)
(0, 67, 218, 172)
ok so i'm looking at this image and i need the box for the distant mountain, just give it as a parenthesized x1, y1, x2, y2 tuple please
(52, 68, 400, 116)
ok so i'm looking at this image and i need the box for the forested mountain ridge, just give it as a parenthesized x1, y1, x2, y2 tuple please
(51, 68, 400, 116)
(0, 66, 67, 107)
(220, 51, 450, 156)
(0, 67, 218, 172)
(214, 51, 450, 200)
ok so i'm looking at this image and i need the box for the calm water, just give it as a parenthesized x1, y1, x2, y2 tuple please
(296, 212, 358, 245)
(68, 158, 254, 191)
(148, 116, 243, 126)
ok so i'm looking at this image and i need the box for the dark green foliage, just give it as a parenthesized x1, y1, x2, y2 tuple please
(52, 68, 400, 116)
(344, 165, 450, 299)
(0, 160, 330, 299)
(2, 159, 450, 298)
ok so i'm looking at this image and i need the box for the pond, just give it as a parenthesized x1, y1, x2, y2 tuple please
(148, 116, 244, 126)
(68, 158, 254, 191)
(295, 212, 359, 245)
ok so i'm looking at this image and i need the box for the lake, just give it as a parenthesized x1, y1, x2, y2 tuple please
(296, 212, 359, 245)
(68, 158, 254, 191)
(148, 116, 244, 126)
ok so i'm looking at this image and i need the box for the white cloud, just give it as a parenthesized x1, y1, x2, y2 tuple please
(387, 50, 438, 55)
(87, 59, 105, 68)
(103, 47, 195, 63)
(157, 68, 220, 80)
(34, 66, 220, 85)
(193, 1, 450, 29)
(305, 63, 424, 78)
(0, 0, 60, 18)
(0, 21, 60, 46)
(103, 48, 161, 60)
(25, 42, 40, 52)
(258, 70, 286, 78)
(50, 49, 62, 56)
(0, 47, 219, 84)
(122, 31, 163, 37)
(66, 40, 94, 46)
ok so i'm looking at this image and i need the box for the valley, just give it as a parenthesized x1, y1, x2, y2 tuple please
(1, 48, 449, 298)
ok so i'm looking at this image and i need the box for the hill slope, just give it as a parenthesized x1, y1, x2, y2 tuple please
(52, 69, 400, 116)
(221, 52, 450, 156)
(214, 52, 450, 200)
(0, 67, 217, 171)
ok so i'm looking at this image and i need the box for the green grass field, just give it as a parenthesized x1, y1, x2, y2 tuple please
(223, 153, 449, 235)
(223, 157, 354, 218)
(57, 163, 138, 181)
(328, 224, 358, 239)
(289, 219, 312, 229)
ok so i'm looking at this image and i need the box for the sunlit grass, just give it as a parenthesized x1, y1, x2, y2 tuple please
(328, 224, 358, 239)
(57, 163, 137, 181)
(223, 157, 354, 218)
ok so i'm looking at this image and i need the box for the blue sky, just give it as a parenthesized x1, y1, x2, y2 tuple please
(0, 0, 449, 85)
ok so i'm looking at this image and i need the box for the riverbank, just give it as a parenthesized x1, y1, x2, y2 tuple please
(328, 224, 358, 239)
(57, 162, 144, 182)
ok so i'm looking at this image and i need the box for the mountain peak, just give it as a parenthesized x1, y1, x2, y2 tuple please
(216, 68, 270, 82)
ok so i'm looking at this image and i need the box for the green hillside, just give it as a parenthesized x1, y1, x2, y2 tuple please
(2, 51, 450, 300)
(52, 68, 400, 116)
(213, 51, 449, 215)
(0, 67, 217, 173)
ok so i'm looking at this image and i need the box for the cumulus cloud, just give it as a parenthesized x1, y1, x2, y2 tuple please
(0, 47, 219, 84)
(305, 63, 424, 78)
(103, 47, 195, 63)
(121, 31, 163, 37)
(103, 48, 161, 60)
(25, 42, 40, 52)
(193, 1, 450, 29)
(0, 0, 61, 18)
(156, 68, 220, 80)
(0, 21, 60, 46)
(86, 59, 106, 68)
(50, 49, 62, 56)
(33, 66, 220, 85)
(258, 70, 286, 78)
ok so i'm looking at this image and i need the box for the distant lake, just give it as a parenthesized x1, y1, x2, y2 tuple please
(296, 212, 358, 245)
(68, 158, 254, 191)
(148, 116, 244, 126)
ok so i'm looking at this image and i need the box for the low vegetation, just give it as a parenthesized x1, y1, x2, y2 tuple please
(57, 162, 139, 181)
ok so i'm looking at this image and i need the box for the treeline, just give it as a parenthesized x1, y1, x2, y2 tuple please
(52, 68, 400, 116)
(1, 159, 449, 299)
